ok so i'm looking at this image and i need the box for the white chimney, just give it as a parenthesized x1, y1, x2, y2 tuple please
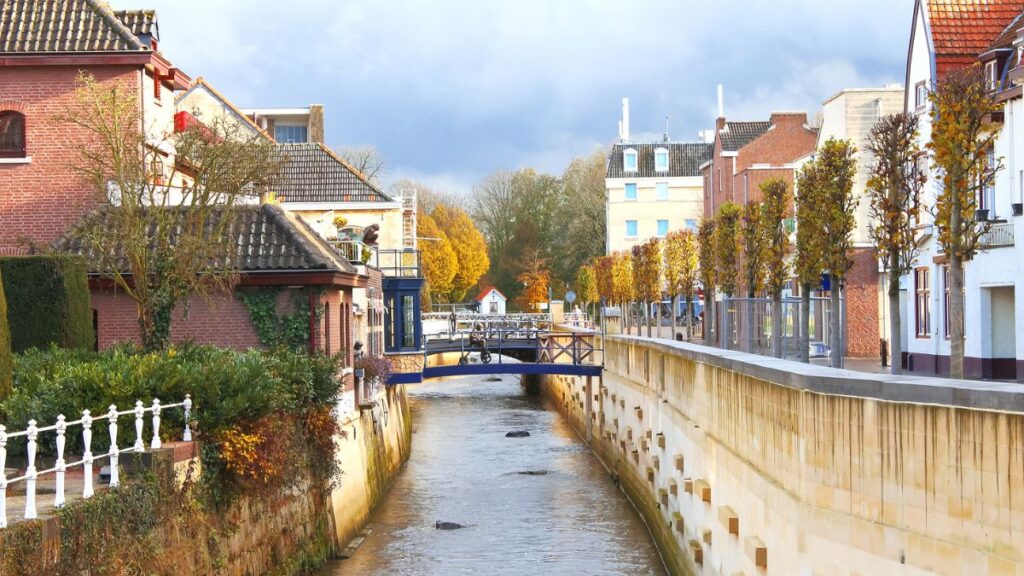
(717, 84, 724, 118)
(620, 97, 630, 143)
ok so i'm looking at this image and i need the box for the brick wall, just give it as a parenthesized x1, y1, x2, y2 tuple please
(845, 248, 880, 358)
(0, 66, 141, 252)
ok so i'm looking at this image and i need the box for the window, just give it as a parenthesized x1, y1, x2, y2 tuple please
(657, 220, 669, 237)
(656, 182, 669, 201)
(655, 148, 669, 172)
(625, 183, 637, 201)
(624, 149, 638, 172)
(0, 111, 26, 158)
(981, 147, 996, 214)
(943, 266, 965, 339)
(915, 82, 928, 110)
(625, 220, 638, 238)
(275, 124, 308, 143)
(915, 267, 930, 337)
(685, 219, 698, 231)
(984, 59, 1000, 91)
(324, 302, 331, 354)
(384, 289, 421, 352)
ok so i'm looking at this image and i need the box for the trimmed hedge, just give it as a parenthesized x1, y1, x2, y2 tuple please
(0, 269, 11, 399)
(0, 255, 93, 353)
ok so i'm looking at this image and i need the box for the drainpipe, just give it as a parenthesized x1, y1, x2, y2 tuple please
(308, 290, 318, 355)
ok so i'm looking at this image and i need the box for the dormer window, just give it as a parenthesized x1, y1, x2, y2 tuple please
(0, 111, 26, 158)
(655, 148, 669, 172)
(624, 149, 638, 172)
(985, 59, 1000, 91)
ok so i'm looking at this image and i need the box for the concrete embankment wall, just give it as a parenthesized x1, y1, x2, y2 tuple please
(330, 384, 413, 550)
(543, 335, 1024, 576)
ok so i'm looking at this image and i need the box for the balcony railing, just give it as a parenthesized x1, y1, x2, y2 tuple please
(982, 222, 1015, 248)
(331, 239, 373, 265)
(375, 249, 422, 278)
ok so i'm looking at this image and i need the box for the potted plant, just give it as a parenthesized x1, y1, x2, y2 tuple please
(1013, 203, 1023, 216)
(975, 208, 990, 222)
(355, 355, 392, 387)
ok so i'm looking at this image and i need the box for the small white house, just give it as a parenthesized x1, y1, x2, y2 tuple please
(475, 286, 508, 314)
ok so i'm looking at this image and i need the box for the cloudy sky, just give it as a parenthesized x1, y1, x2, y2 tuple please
(145, 1, 913, 194)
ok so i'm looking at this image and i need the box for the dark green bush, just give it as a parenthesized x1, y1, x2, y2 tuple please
(0, 269, 11, 400)
(0, 255, 93, 353)
(3, 345, 342, 504)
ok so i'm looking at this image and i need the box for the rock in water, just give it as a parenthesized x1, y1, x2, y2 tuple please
(435, 521, 466, 530)
(517, 470, 548, 476)
(505, 431, 531, 438)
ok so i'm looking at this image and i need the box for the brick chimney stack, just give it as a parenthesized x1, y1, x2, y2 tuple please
(309, 104, 325, 143)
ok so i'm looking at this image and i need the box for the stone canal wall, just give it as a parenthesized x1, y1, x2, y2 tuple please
(330, 384, 413, 551)
(542, 335, 1024, 576)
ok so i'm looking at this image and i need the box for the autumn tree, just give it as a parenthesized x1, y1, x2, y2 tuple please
(715, 203, 741, 348)
(817, 138, 859, 368)
(697, 219, 717, 346)
(929, 64, 1003, 379)
(431, 204, 490, 302)
(556, 150, 607, 283)
(59, 73, 282, 350)
(611, 251, 635, 334)
(516, 268, 550, 312)
(418, 211, 458, 306)
(665, 229, 699, 340)
(759, 178, 792, 358)
(740, 201, 765, 351)
(574, 264, 599, 318)
(795, 160, 826, 363)
(594, 256, 614, 327)
(866, 113, 926, 374)
(634, 239, 663, 338)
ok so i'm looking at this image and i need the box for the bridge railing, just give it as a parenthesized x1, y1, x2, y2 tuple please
(423, 327, 602, 368)
(0, 395, 193, 528)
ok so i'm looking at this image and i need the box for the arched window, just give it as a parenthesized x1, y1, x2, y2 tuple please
(0, 111, 26, 158)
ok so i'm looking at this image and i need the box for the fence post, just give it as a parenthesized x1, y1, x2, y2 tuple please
(107, 405, 120, 488)
(0, 425, 7, 528)
(54, 415, 67, 508)
(151, 399, 162, 450)
(82, 409, 94, 499)
(183, 394, 193, 442)
(133, 400, 145, 452)
(24, 420, 38, 520)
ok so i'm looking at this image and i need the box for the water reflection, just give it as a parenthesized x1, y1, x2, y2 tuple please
(323, 372, 666, 576)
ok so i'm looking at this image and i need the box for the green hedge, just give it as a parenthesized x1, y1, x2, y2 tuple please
(0, 255, 93, 353)
(0, 269, 11, 399)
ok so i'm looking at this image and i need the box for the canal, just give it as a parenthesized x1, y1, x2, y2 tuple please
(322, 371, 667, 575)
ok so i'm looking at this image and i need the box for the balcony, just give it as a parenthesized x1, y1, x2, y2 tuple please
(981, 221, 1015, 248)
(331, 240, 422, 278)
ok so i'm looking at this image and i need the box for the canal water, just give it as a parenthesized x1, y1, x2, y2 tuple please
(322, 371, 666, 575)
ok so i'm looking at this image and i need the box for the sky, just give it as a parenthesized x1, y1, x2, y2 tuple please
(144, 1, 914, 195)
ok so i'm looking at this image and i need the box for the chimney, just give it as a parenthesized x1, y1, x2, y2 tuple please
(309, 104, 325, 143)
(620, 97, 630, 143)
(769, 110, 809, 128)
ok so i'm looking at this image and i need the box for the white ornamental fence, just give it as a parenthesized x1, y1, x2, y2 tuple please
(0, 395, 193, 528)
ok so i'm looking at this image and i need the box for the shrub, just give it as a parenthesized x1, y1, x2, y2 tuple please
(0, 255, 93, 353)
(3, 345, 342, 504)
(0, 270, 11, 400)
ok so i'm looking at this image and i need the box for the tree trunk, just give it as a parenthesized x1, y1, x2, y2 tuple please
(799, 283, 811, 363)
(671, 295, 678, 340)
(950, 255, 965, 379)
(703, 293, 714, 346)
(685, 296, 692, 342)
(772, 291, 783, 358)
(830, 281, 842, 368)
(746, 291, 756, 353)
(722, 296, 731, 350)
(139, 299, 175, 352)
(646, 300, 652, 338)
(888, 253, 902, 375)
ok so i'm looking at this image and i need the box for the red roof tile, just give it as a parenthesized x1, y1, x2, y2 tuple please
(474, 286, 507, 302)
(927, 0, 1024, 68)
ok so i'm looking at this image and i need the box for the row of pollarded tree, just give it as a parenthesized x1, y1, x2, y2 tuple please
(577, 64, 1000, 378)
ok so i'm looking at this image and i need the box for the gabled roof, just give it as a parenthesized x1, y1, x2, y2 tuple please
(606, 142, 712, 179)
(275, 143, 394, 204)
(57, 204, 356, 275)
(986, 10, 1024, 53)
(720, 121, 772, 152)
(175, 78, 275, 142)
(0, 0, 150, 53)
(923, 0, 1024, 76)
(475, 286, 507, 302)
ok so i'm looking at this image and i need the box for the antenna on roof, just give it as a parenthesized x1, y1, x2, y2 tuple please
(663, 115, 672, 143)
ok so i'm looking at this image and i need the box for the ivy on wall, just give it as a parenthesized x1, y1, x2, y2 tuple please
(238, 288, 324, 351)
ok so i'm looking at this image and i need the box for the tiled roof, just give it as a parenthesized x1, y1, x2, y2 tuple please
(112, 9, 157, 41)
(926, 0, 1024, 74)
(474, 286, 506, 302)
(606, 142, 712, 178)
(275, 143, 394, 204)
(56, 204, 356, 274)
(987, 10, 1024, 51)
(0, 0, 150, 53)
(720, 121, 772, 152)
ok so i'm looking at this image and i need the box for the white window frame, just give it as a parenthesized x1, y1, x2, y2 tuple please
(656, 219, 669, 238)
(624, 149, 638, 172)
(915, 82, 928, 111)
(625, 182, 638, 201)
(985, 59, 1000, 91)
(654, 148, 669, 172)
(656, 182, 669, 201)
(625, 220, 638, 239)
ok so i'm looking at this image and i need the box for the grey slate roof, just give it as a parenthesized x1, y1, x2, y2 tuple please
(57, 204, 356, 275)
(275, 143, 393, 204)
(720, 121, 772, 152)
(0, 0, 150, 53)
(606, 142, 712, 179)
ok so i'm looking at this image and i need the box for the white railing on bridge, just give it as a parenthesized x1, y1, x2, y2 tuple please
(423, 313, 553, 342)
(0, 395, 192, 528)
